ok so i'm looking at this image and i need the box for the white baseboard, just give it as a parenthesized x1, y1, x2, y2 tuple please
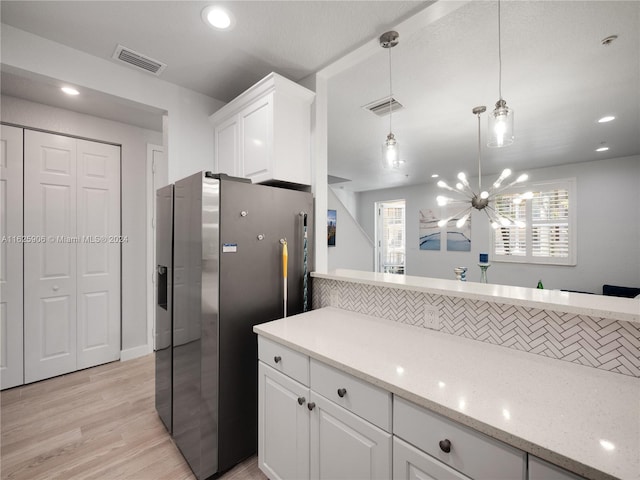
(120, 344, 153, 362)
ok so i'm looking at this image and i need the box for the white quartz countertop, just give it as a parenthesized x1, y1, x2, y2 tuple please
(312, 269, 640, 324)
(254, 307, 640, 480)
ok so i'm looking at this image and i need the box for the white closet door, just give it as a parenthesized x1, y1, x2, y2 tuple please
(24, 130, 78, 383)
(0, 125, 24, 390)
(76, 139, 120, 369)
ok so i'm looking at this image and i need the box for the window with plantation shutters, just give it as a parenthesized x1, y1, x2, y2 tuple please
(492, 178, 576, 265)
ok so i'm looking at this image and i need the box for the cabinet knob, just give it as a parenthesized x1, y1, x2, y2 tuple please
(274, 355, 282, 364)
(307, 402, 316, 411)
(337, 388, 347, 398)
(297, 396, 306, 406)
(439, 439, 452, 453)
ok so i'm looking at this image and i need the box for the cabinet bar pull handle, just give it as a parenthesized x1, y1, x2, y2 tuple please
(274, 356, 282, 363)
(439, 439, 452, 453)
(307, 402, 316, 411)
(297, 396, 306, 405)
(337, 388, 347, 398)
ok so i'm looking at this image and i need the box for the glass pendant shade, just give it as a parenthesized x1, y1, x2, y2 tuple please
(382, 133, 401, 169)
(488, 99, 514, 147)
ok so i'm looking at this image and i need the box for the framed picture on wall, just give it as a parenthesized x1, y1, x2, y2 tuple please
(328, 209, 337, 246)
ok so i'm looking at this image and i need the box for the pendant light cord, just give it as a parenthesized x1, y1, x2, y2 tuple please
(477, 112, 482, 191)
(388, 46, 393, 134)
(497, 0, 503, 101)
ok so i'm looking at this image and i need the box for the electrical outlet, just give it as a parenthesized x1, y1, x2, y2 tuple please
(423, 305, 440, 330)
(329, 289, 339, 307)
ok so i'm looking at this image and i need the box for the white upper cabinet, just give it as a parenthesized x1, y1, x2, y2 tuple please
(210, 72, 315, 186)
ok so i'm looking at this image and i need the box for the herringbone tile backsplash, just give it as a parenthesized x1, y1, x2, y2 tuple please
(312, 278, 640, 377)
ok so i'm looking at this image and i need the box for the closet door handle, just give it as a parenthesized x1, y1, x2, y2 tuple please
(337, 388, 347, 398)
(307, 402, 316, 411)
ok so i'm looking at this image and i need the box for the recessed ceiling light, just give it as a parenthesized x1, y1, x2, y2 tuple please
(595, 145, 609, 152)
(598, 115, 615, 123)
(431, 174, 439, 178)
(202, 6, 235, 30)
(61, 86, 79, 96)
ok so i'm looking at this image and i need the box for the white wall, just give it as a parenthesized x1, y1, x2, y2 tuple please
(1, 95, 163, 352)
(328, 187, 374, 272)
(356, 156, 640, 293)
(1, 24, 224, 183)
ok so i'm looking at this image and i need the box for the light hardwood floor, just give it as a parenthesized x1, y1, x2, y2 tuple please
(1, 354, 267, 480)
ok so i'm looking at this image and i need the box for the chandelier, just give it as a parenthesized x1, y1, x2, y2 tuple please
(436, 106, 530, 229)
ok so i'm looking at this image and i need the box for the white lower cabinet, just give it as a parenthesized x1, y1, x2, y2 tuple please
(310, 392, 391, 479)
(394, 397, 526, 480)
(258, 337, 391, 480)
(393, 437, 470, 480)
(258, 361, 310, 480)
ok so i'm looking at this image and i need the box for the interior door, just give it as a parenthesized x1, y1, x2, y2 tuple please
(24, 130, 78, 383)
(0, 125, 24, 390)
(76, 139, 120, 369)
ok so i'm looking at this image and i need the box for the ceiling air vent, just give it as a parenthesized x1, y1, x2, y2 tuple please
(362, 96, 404, 117)
(112, 44, 167, 76)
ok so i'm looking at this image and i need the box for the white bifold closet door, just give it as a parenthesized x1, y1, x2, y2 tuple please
(24, 130, 120, 384)
(0, 125, 24, 390)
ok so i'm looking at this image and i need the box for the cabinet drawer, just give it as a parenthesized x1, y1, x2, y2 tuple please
(310, 359, 391, 432)
(394, 397, 526, 480)
(393, 436, 470, 480)
(258, 336, 309, 386)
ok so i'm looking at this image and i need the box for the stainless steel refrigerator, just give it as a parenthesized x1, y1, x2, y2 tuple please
(155, 172, 313, 479)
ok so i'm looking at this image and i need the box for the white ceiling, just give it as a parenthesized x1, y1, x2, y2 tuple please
(328, 1, 640, 192)
(1, 1, 638, 191)
(0, 0, 429, 101)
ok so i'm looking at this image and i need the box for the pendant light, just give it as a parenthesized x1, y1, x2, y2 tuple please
(488, 0, 514, 148)
(436, 107, 530, 229)
(380, 31, 401, 169)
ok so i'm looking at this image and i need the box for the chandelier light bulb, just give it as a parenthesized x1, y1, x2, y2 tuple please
(437, 219, 448, 228)
(436, 195, 449, 206)
(516, 173, 528, 183)
(480, 191, 489, 199)
(493, 168, 512, 187)
(491, 221, 500, 229)
(456, 182, 464, 190)
(456, 213, 470, 228)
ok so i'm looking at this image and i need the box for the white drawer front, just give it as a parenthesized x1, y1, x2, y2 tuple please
(310, 359, 391, 432)
(258, 336, 309, 386)
(393, 436, 470, 480)
(394, 397, 526, 480)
